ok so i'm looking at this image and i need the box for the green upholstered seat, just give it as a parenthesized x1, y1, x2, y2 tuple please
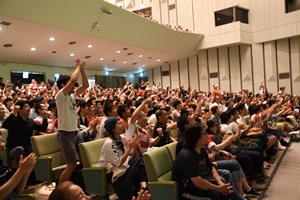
(79, 138, 114, 197)
(143, 145, 178, 200)
(165, 142, 177, 162)
(31, 133, 66, 182)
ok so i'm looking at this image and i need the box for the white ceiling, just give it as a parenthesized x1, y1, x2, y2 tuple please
(0, 0, 203, 73)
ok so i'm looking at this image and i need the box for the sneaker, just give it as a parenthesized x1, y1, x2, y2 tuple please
(274, 145, 286, 150)
(245, 188, 261, 197)
(279, 139, 290, 147)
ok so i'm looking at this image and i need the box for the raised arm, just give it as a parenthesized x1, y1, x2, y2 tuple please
(129, 98, 151, 124)
(75, 59, 89, 95)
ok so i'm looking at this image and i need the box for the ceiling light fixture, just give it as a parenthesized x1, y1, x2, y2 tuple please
(142, 64, 146, 67)
(139, 55, 143, 57)
(157, 59, 161, 62)
(100, 58, 104, 60)
(31, 47, 36, 51)
(3, 44, 12, 48)
(88, 45, 92, 48)
(117, 51, 121, 53)
(70, 53, 75, 56)
(49, 37, 55, 41)
(123, 61, 127, 64)
(0, 27, 2, 30)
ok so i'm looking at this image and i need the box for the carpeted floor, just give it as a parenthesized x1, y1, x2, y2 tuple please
(262, 141, 300, 200)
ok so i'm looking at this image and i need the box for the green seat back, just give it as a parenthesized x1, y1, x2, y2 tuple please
(79, 138, 105, 168)
(165, 142, 177, 162)
(143, 146, 173, 182)
(31, 133, 65, 167)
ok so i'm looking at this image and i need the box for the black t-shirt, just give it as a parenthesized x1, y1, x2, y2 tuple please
(153, 122, 170, 147)
(172, 147, 213, 197)
(0, 159, 18, 200)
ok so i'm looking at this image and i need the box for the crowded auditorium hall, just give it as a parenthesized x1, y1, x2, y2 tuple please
(1, 0, 300, 199)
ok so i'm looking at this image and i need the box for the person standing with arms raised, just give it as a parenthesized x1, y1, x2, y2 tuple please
(55, 59, 89, 184)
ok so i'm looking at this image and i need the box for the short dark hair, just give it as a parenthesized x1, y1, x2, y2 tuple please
(15, 100, 29, 110)
(220, 110, 232, 124)
(117, 104, 129, 118)
(173, 100, 182, 108)
(155, 109, 166, 121)
(103, 100, 114, 116)
(210, 106, 219, 114)
(184, 123, 203, 150)
(3, 97, 13, 106)
(236, 103, 245, 113)
(56, 75, 71, 90)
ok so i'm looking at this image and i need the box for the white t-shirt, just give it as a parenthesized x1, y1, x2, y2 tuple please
(126, 122, 153, 156)
(97, 136, 127, 168)
(55, 89, 77, 132)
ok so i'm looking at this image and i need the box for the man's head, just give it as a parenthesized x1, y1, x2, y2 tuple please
(156, 109, 168, 124)
(56, 75, 71, 90)
(117, 104, 131, 119)
(15, 100, 30, 119)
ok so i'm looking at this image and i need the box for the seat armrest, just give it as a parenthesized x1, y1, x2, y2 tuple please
(148, 181, 178, 200)
(82, 167, 108, 196)
(34, 157, 52, 182)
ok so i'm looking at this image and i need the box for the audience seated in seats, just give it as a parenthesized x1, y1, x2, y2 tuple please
(126, 98, 162, 156)
(29, 96, 44, 120)
(0, 131, 37, 200)
(117, 104, 131, 133)
(77, 100, 90, 127)
(97, 117, 148, 200)
(172, 123, 244, 200)
(152, 109, 177, 147)
(0, 105, 6, 128)
(3, 100, 48, 167)
(34, 102, 56, 134)
(96, 100, 117, 139)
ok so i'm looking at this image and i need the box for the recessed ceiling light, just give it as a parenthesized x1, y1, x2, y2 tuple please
(0, 27, 2, 30)
(139, 55, 143, 57)
(164, 61, 169, 63)
(85, 56, 91, 59)
(117, 50, 121, 53)
(3, 44, 12, 48)
(123, 61, 127, 64)
(112, 60, 116, 62)
(123, 48, 128, 50)
(88, 45, 92, 48)
(157, 59, 161, 62)
(52, 51, 56, 54)
(142, 64, 146, 67)
(100, 58, 104, 60)
(49, 37, 55, 41)
(70, 53, 75, 56)
(127, 53, 133, 55)
(31, 47, 36, 51)
(69, 41, 76, 45)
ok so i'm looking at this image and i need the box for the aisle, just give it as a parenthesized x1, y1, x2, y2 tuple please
(262, 141, 300, 200)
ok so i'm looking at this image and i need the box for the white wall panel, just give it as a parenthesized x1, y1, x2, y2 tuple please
(264, 42, 277, 93)
(252, 44, 265, 94)
(208, 49, 218, 89)
(153, 66, 161, 87)
(179, 59, 189, 89)
(290, 37, 300, 95)
(198, 51, 209, 92)
(161, 64, 170, 89)
(160, 0, 169, 25)
(188, 56, 199, 91)
(170, 62, 179, 89)
(192, 0, 201, 33)
(176, 0, 193, 31)
(229, 46, 241, 92)
(151, 0, 161, 23)
(169, 0, 177, 27)
(277, 39, 291, 94)
(218, 47, 230, 92)
(144, 69, 153, 86)
(240, 45, 253, 92)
